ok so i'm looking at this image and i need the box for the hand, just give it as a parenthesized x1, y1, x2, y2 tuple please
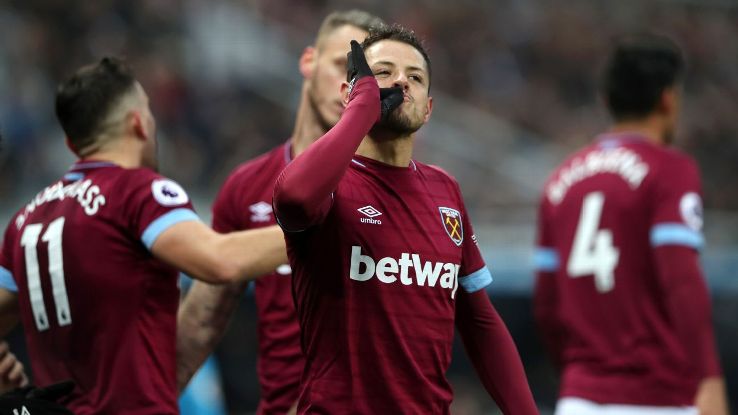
(695, 377, 729, 415)
(346, 40, 403, 120)
(0, 380, 75, 414)
(0, 342, 28, 393)
(346, 40, 374, 93)
(379, 86, 404, 121)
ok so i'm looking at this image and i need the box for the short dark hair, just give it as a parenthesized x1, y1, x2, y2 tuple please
(315, 10, 385, 47)
(602, 34, 685, 121)
(55, 57, 137, 155)
(361, 24, 432, 90)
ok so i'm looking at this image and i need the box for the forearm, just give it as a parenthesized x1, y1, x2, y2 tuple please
(219, 225, 288, 281)
(273, 77, 379, 230)
(654, 246, 721, 379)
(176, 280, 247, 392)
(456, 290, 538, 414)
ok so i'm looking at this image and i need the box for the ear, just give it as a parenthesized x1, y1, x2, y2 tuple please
(299, 46, 316, 79)
(130, 111, 148, 141)
(340, 82, 350, 107)
(64, 137, 80, 157)
(660, 88, 676, 115)
(423, 95, 433, 123)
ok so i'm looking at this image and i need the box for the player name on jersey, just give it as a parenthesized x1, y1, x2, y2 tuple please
(16, 179, 106, 229)
(547, 147, 649, 205)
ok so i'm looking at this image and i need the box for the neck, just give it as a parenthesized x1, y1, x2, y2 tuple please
(291, 87, 328, 157)
(80, 137, 141, 168)
(356, 133, 414, 167)
(609, 117, 666, 146)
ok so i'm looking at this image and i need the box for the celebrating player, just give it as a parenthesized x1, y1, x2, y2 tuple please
(176, 10, 385, 414)
(273, 25, 538, 414)
(0, 57, 287, 414)
(533, 35, 728, 415)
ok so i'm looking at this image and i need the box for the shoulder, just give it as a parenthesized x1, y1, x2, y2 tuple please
(643, 144, 700, 185)
(119, 168, 191, 207)
(221, 144, 287, 190)
(418, 162, 461, 188)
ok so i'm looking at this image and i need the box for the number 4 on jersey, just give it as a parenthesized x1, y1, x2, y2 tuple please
(567, 192, 619, 292)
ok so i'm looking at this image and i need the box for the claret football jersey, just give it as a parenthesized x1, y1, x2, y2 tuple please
(211, 142, 303, 413)
(280, 155, 492, 414)
(535, 133, 708, 405)
(0, 161, 200, 414)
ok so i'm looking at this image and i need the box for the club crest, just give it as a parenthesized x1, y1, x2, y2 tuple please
(439, 207, 463, 246)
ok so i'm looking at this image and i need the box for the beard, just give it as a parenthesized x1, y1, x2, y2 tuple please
(370, 105, 424, 138)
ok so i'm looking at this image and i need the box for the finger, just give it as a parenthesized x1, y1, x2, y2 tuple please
(350, 40, 362, 55)
(0, 342, 9, 358)
(0, 352, 16, 375)
(6, 361, 24, 385)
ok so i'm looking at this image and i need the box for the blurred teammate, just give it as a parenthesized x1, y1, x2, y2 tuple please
(533, 35, 728, 415)
(273, 25, 538, 414)
(176, 10, 384, 414)
(0, 57, 287, 414)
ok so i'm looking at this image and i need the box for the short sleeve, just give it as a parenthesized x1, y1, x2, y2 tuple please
(125, 172, 201, 251)
(457, 196, 492, 296)
(649, 156, 704, 250)
(533, 196, 560, 273)
(0, 245, 17, 293)
(0, 222, 18, 292)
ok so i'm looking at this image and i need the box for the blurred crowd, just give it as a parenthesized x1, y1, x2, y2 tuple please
(1, 0, 736, 211)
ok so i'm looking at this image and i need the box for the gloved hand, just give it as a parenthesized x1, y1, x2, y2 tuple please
(0, 380, 75, 415)
(347, 40, 404, 120)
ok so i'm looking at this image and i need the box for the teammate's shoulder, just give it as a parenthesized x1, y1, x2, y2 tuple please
(226, 143, 288, 181)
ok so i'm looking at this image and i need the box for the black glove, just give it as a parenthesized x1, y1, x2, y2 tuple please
(0, 381, 75, 415)
(379, 87, 404, 120)
(347, 40, 404, 120)
(346, 40, 374, 91)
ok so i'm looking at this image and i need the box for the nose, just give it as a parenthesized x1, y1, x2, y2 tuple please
(392, 74, 410, 91)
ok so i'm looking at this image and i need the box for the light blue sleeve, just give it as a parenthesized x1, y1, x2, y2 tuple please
(459, 266, 493, 293)
(0, 266, 17, 292)
(533, 247, 560, 272)
(650, 223, 704, 250)
(141, 208, 201, 250)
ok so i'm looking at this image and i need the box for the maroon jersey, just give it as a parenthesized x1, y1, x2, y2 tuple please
(534, 133, 711, 406)
(211, 142, 303, 414)
(281, 155, 490, 414)
(0, 161, 200, 414)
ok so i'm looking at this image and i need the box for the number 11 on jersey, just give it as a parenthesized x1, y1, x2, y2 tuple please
(19, 217, 72, 331)
(567, 192, 620, 292)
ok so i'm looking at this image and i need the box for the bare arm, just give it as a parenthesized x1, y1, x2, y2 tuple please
(695, 377, 729, 415)
(0, 290, 27, 392)
(151, 222, 287, 284)
(177, 279, 248, 392)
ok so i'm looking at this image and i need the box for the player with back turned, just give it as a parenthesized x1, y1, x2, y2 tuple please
(273, 25, 538, 414)
(176, 10, 385, 414)
(533, 35, 728, 415)
(0, 58, 287, 414)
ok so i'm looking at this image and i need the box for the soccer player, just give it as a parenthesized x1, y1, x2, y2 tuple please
(176, 10, 384, 413)
(272, 26, 538, 414)
(533, 35, 728, 415)
(0, 57, 288, 414)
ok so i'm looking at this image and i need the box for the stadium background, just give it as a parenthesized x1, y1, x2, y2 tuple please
(0, 0, 736, 413)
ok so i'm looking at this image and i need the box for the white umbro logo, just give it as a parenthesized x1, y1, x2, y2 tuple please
(250, 201, 273, 222)
(357, 205, 382, 225)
